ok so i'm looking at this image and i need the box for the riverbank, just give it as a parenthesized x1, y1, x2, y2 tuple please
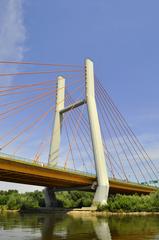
(1, 207, 159, 217)
(67, 209, 159, 217)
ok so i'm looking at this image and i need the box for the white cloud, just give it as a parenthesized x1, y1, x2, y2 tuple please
(0, 0, 26, 84)
(0, 1, 34, 192)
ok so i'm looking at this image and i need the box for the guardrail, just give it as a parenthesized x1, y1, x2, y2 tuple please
(0, 152, 96, 178)
(0, 152, 158, 189)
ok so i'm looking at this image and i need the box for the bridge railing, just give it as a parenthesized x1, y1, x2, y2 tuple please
(0, 152, 158, 189)
(0, 152, 96, 178)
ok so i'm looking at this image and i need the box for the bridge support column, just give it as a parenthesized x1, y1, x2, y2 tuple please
(49, 76, 65, 167)
(44, 76, 65, 208)
(85, 59, 109, 206)
(44, 188, 58, 208)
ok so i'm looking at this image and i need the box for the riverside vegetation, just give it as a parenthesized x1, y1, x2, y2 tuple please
(0, 190, 158, 212)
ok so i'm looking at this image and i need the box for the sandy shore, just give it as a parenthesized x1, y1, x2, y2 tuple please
(1, 208, 159, 216)
(67, 210, 159, 217)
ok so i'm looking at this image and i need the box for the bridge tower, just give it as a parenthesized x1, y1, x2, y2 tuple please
(44, 59, 109, 207)
(85, 59, 109, 205)
(44, 76, 65, 208)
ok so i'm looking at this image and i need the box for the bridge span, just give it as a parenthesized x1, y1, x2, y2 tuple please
(0, 59, 158, 206)
(0, 153, 157, 195)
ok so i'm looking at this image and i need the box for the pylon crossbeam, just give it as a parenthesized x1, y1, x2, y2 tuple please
(60, 99, 86, 114)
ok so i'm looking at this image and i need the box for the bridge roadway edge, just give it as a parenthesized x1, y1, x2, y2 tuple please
(0, 155, 157, 195)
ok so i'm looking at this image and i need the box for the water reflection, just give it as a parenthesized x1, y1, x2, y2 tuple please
(0, 212, 159, 240)
(93, 219, 111, 240)
(41, 214, 159, 240)
(41, 214, 111, 240)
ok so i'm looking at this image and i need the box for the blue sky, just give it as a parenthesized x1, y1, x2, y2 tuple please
(0, 0, 158, 191)
(25, 0, 159, 131)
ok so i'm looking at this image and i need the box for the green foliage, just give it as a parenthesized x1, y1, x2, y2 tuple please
(150, 191, 159, 208)
(56, 191, 93, 208)
(0, 189, 158, 212)
(7, 193, 21, 210)
(0, 190, 45, 211)
(98, 191, 159, 212)
(0, 189, 93, 211)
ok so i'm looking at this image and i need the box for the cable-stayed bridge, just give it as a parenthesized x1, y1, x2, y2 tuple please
(0, 59, 158, 206)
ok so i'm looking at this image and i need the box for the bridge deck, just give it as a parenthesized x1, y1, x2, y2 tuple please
(0, 154, 157, 194)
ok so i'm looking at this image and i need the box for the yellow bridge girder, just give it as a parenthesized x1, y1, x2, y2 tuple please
(0, 154, 157, 195)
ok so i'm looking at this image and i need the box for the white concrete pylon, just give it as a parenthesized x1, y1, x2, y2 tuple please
(85, 58, 109, 205)
(48, 76, 65, 167)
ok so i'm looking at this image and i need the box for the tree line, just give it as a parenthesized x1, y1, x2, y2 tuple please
(0, 189, 158, 212)
(0, 190, 93, 210)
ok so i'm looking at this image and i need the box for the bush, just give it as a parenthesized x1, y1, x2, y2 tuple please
(56, 191, 93, 208)
(7, 193, 21, 210)
(150, 191, 159, 210)
(97, 191, 159, 212)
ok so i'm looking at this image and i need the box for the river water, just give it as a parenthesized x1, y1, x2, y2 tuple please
(0, 212, 158, 240)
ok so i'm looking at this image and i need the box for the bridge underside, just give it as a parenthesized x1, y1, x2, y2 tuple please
(0, 156, 157, 195)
